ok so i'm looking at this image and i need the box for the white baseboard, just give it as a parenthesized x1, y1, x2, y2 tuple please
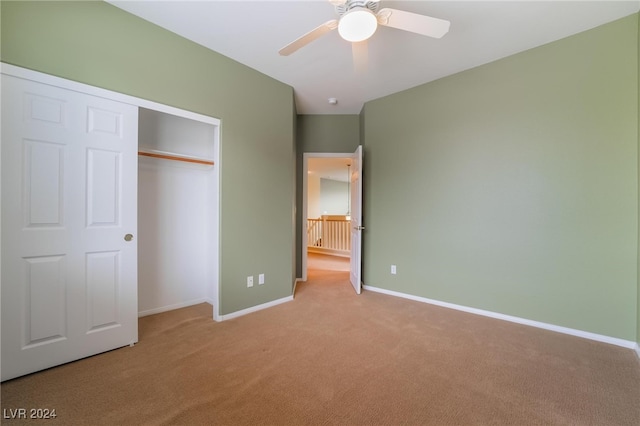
(635, 343, 640, 360)
(138, 298, 209, 317)
(363, 285, 637, 350)
(293, 278, 302, 296)
(219, 295, 294, 321)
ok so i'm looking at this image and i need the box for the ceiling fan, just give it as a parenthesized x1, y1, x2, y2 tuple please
(278, 0, 451, 56)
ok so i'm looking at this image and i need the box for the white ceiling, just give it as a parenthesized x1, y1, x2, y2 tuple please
(109, 0, 639, 114)
(308, 157, 352, 181)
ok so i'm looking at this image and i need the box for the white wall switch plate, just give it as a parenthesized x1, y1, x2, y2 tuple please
(258, 274, 265, 285)
(391, 265, 397, 275)
(247, 276, 254, 287)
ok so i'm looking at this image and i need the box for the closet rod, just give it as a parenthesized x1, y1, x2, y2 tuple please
(138, 151, 214, 166)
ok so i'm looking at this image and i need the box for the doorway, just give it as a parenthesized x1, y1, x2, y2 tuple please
(302, 153, 355, 282)
(137, 108, 219, 319)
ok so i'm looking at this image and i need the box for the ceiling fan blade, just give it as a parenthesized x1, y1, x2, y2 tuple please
(377, 8, 450, 39)
(352, 40, 368, 75)
(279, 20, 339, 56)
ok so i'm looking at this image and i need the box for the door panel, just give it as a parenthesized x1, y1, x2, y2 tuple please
(24, 255, 67, 347)
(349, 146, 363, 294)
(86, 251, 120, 332)
(24, 92, 68, 128)
(1, 75, 138, 381)
(87, 106, 124, 137)
(24, 140, 65, 226)
(86, 149, 121, 226)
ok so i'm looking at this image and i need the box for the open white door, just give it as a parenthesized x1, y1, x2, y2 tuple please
(349, 146, 363, 294)
(1, 75, 139, 381)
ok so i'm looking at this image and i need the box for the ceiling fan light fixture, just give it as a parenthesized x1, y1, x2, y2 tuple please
(338, 7, 377, 42)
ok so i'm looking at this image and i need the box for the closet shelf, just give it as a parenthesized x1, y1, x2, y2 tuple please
(138, 148, 214, 166)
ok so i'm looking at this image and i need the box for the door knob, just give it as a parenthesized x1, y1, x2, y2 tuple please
(124, 234, 134, 242)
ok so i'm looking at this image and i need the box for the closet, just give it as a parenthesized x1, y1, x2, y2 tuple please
(1, 64, 220, 381)
(137, 108, 219, 317)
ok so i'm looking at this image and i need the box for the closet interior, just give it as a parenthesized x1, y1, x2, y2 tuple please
(137, 107, 219, 317)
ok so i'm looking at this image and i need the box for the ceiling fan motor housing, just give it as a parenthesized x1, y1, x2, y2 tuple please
(335, 0, 380, 16)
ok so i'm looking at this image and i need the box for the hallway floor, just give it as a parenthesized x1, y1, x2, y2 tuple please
(306, 251, 350, 272)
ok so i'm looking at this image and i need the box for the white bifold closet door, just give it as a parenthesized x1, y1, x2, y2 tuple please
(1, 75, 139, 381)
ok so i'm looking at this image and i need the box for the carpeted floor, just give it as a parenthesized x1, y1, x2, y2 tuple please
(1, 265, 639, 425)
(306, 252, 350, 272)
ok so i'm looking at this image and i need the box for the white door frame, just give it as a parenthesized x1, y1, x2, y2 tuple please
(302, 152, 353, 282)
(0, 63, 223, 321)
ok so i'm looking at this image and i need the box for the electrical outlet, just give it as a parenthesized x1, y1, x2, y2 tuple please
(247, 276, 254, 287)
(391, 265, 397, 275)
(258, 274, 265, 285)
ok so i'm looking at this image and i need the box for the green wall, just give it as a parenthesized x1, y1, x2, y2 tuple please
(295, 115, 360, 276)
(363, 14, 639, 340)
(297, 115, 361, 153)
(0, 1, 296, 315)
(637, 12, 640, 345)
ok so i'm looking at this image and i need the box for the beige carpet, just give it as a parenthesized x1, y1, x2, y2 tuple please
(307, 252, 350, 272)
(1, 268, 639, 425)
